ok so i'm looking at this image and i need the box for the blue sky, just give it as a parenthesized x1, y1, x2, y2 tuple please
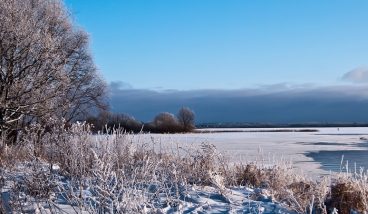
(63, 1, 368, 123)
(65, 1, 368, 90)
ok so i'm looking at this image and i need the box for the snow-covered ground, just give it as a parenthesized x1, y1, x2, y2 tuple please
(130, 127, 368, 176)
(160, 186, 294, 214)
(2, 127, 367, 213)
(0, 163, 296, 213)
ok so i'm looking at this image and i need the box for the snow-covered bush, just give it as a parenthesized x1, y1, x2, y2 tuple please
(326, 172, 368, 213)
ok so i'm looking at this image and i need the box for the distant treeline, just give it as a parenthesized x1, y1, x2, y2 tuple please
(197, 122, 368, 129)
(86, 107, 195, 134)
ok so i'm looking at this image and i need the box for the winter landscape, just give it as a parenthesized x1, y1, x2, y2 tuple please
(138, 127, 368, 176)
(2, 126, 368, 213)
(2, 0, 368, 213)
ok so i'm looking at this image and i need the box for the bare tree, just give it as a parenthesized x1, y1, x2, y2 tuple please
(0, 0, 106, 142)
(177, 107, 195, 132)
(60, 31, 107, 123)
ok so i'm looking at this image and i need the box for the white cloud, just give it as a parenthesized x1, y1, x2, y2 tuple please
(342, 67, 368, 83)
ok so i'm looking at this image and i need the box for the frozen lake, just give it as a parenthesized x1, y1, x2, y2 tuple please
(131, 127, 368, 177)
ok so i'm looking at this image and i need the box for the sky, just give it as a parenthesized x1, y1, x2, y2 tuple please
(64, 1, 368, 123)
(65, 0, 368, 90)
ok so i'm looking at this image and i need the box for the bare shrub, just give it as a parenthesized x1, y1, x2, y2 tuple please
(235, 164, 263, 187)
(326, 175, 368, 214)
(17, 163, 56, 199)
(87, 111, 143, 133)
(232, 162, 329, 213)
(153, 112, 182, 133)
(0, 130, 34, 167)
(182, 143, 229, 185)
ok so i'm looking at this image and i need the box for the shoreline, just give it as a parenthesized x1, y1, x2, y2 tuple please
(193, 129, 319, 133)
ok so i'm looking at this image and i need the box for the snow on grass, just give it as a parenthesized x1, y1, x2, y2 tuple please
(0, 162, 294, 214)
(1, 124, 368, 213)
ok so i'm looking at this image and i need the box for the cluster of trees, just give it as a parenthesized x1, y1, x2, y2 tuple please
(87, 107, 196, 133)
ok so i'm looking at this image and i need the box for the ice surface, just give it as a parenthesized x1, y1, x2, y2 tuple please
(130, 127, 368, 176)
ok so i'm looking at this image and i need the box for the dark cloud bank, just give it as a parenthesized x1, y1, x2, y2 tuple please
(109, 83, 368, 124)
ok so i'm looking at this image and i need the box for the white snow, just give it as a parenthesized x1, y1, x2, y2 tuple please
(0, 164, 295, 213)
(128, 127, 368, 176)
(2, 127, 367, 213)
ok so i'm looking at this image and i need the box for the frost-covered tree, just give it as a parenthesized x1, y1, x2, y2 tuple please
(0, 0, 106, 142)
(177, 107, 195, 132)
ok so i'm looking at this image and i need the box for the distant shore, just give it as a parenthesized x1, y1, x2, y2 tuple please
(194, 128, 319, 133)
(196, 122, 368, 129)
